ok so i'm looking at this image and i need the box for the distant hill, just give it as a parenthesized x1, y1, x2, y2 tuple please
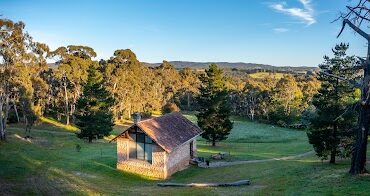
(144, 61, 318, 73)
(49, 61, 319, 73)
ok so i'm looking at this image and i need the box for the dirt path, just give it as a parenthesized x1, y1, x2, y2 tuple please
(198, 151, 315, 168)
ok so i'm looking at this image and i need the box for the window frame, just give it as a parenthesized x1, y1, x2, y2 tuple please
(128, 127, 153, 164)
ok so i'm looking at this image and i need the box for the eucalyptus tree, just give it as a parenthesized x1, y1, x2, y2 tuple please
(103, 49, 150, 119)
(178, 67, 201, 110)
(154, 61, 182, 106)
(48, 45, 96, 125)
(242, 81, 262, 121)
(0, 18, 49, 140)
(299, 75, 321, 109)
(272, 75, 303, 121)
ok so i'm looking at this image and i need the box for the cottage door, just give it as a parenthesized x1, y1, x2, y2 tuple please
(190, 141, 194, 158)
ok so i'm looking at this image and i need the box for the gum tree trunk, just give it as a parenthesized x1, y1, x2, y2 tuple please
(13, 101, 19, 123)
(63, 81, 70, 125)
(338, 19, 370, 175)
(350, 44, 370, 174)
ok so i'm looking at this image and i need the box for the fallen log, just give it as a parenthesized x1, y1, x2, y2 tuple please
(157, 180, 251, 187)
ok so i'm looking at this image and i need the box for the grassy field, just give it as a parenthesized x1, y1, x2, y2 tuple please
(184, 114, 310, 161)
(248, 72, 285, 80)
(1, 114, 370, 195)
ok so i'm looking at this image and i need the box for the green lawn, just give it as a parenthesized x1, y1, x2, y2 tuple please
(184, 114, 311, 161)
(1, 115, 370, 195)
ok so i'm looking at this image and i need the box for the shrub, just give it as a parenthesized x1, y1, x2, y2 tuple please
(162, 102, 180, 114)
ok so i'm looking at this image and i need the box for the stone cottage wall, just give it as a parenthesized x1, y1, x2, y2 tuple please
(116, 137, 198, 179)
(165, 139, 197, 177)
(116, 138, 167, 179)
(116, 137, 128, 162)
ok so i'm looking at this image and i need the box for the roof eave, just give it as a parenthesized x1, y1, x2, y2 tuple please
(109, 125, 134, 143)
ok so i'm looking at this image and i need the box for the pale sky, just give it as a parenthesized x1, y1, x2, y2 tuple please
(0, 0, 367, 67)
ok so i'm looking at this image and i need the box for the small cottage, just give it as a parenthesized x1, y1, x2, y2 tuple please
(112, 112, 203, 179)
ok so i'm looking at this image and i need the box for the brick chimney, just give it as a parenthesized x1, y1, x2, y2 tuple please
(132, 112, 141, 124)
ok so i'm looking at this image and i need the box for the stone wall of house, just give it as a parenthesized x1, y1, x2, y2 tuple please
(116, 137, 198, 179)
(116, 138, 167, 179)
(166, 139, 197, 177)
(117, 137, 128, 162)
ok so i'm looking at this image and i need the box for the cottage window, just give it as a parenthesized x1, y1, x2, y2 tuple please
(128, 129, 153, 163)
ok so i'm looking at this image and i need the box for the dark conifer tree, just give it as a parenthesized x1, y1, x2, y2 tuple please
(197, 64, 233, 146)
(307, 44, 359, 163)
(75, 65, 115, 142)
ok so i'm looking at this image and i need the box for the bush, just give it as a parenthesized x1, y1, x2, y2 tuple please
(162, 102, 180, 114)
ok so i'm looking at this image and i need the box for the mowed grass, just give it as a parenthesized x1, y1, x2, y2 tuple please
(184, 114, 311, 161)
(1, 115, 370, 195)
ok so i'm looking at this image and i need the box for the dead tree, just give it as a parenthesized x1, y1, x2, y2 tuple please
(336, 0, 370, 175)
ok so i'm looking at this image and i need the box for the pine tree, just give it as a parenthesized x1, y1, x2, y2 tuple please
(75, 65, 115, 142)
(196, 64, 233, 146)
(307, 43, 359, 163)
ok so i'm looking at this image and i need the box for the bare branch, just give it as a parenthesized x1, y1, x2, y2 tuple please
(337, 20, 347, 38)
(338, 19, 370, 40)
(346, 6, 370, 22)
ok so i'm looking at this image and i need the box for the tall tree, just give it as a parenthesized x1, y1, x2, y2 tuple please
(177, 68, 201, 110)
(271, 75, 303, 125)
(240, 78, 268, 121)
(155, 61, 182, 106)
(335, 0, 370, 174)
(307, 44, 358, 163)
(0, 18, 48, 140)
(273, 75, 303, 116)
(75, 65, 114, 143)
(299, 75, 321, 109)
(103, 49, 149, 119)
(197, 64, 233, 146)
(48, 45, 96, 125)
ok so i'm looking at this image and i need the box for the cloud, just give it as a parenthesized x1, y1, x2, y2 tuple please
(269, 0, 316, 26)
(273, 28, 289, 33)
